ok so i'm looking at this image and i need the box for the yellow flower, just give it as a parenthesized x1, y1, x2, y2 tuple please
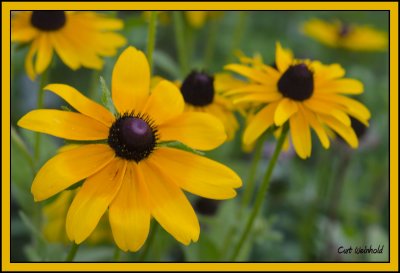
(225, 42, 371, 159)
(11, 11, 127, 80)
(18, 46, 242, 252)
(302, 18, 388, 51)
(176, 71, 241, 141)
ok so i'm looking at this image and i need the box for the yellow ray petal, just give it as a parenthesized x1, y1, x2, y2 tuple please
(31, 144, 115, 201)
(275, 42, 294, 73)
(185, 11, 207, 28)
(311, 62, 345, 83)
(302, 18, 338, 47)
(112, 47, 150, 114)
(319, 114, 358, 148)
(66, 158, 127, 244)
(159, 112, 226, 151)
(149, 148, 241, 199)
(11, 25, 38, 43)
(224, 84, 275, 96)
(274, 98, 298, 126)
(316, 79, 363, 94)
(304, 99, 351, 126)
(18, 109, 109, 140)
(301, 105, 330, 149)
(35, 34, 53, 74)
(233, 92, 281, 105)
(140, 161, 199, 245)
(49, 31, 80, 70)
(224, 64, 270, 84)
(44, 84, 115, 127)
(142, 80, 184, 125)
(109, 163, 150, 252)
(289, 110, 312, 159)
(243, 101, 279, 146)
(24, 38, 39, 80)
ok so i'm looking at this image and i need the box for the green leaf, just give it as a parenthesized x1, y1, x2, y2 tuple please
(18, 211, 46, 244)
(158, 141, 204, 156)
(153, 50, 181, 79)
(100, 76, 117, 115)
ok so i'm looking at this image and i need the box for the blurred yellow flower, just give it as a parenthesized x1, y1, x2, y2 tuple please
(225, 42, 371, 159)
(143, 11, 223, 28)
(302, 18, 388, 51)
(11, 11, 126, 80)
(18, 46, 241, 252)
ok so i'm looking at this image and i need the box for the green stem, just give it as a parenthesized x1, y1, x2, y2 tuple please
(227, 11, 248, 63)
(113, 247, 121, 262)
(65, 243, 79, 262)
(34, 69, 49, 163)
(230, 124, 289, 261)
(139, 221, 158, 261)
(173, 12, 189, 77)
(203, 19, 219, 70)
(241, 131, 269, 208)
(146, 11, 158, 72)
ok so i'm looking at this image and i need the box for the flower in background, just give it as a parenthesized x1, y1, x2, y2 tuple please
(176, 71, 241, 141)
(302, 18, 388, 51)
(18, 46, 241, 252)
(225, 42, 371, 159)
(142, 11, 223, 28)
(11, 11, 126, 80)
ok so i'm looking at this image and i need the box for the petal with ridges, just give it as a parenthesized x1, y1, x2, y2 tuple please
(289, 111, 312, 159)
(316, 79, 363, 94)
(143, 80, 184, 125)
(276, 42, 293, 73)
(32, 144, 115, 201)
(159, 112, 226, 151)
(50, 32, 80, 70)
(66, 158, 127, 244)
(243, 101, 279, 146)
(25, 39, 39, 80)
(301, 105, 330, 149)
(304, 99, 351, 126)
(140, 161, 199, 245)
(18, 109, 109, 140)
(149, 148, 241, 199)
(109, 163, 150, 252)
(112, 47, 150, 114)
(224, 64, 270, 84)
(319, 114, 358, 148)
(44, 84, 115, 127)
(35, 34, 53, 74)
(274, 98, 298, 126)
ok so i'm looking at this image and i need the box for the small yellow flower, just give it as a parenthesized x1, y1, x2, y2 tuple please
(11, 11, 127, 80)
(302, 18, 388, 51)
(175, 71, 241, 141)
(225, 42, 371, 159)
(18, 46, 242, 252)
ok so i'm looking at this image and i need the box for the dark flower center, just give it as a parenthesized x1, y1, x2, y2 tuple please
(180, 71, 215, 106)
(277, 64, 314, 101)
(108, 114, 158, 162)
(31, 11, 66, 31)
(339, 24, 352, 38)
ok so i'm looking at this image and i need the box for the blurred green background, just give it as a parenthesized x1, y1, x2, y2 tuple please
(11, 11, 389, 262)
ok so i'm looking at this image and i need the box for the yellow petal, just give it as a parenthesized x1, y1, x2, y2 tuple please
(143, 80, 184, 125)
(223, 84, 275, 96)
(224, 64, 270, 84)
(302, 19, 338, 47)
(319, 114, 358, 148)
(289, 111, 312, 159)
(274, 98, 298, 126)
(112, 46, 150, 114)
(275, 42, 293, 73)
(109, 163, 150, 252)
(213, 73, 247, 93)
(311, 61, 345, 83)
(35, 34, 53, 74)
(301, 105, 330, 149)
(18, 109, 109, 140)
(140, 161, 199, 245)
(233, 92, 281, 105)
(159, 112, 226, 150)
(11, 25, 38, 43)
(149, 148, 241, 199)
(185, 11, 207, 28)
(243, 102, 279, 146)
(49, 32, 80, 70)
(304, 99, 351, 126)
(66, 158, 127, 244)
(32, 144, 115, 201)
(316, 79, 364, 94)
(24, 39, 39, 80)
(44, 84, 115, 127)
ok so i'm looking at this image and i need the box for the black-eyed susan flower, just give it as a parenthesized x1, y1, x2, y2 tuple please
(177, 71, 241, 140)
(302, 18, 388, 51)
(224, 42, 371, 159)
(11, 11, 126, 80)
(18, 46, 242, 252)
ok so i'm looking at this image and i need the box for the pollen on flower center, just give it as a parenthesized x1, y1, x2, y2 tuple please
(31, 11, 66, 31)
(180, 71, 215, 106)
(108, 113, 158, 162)
(277, 63, 314, 101)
